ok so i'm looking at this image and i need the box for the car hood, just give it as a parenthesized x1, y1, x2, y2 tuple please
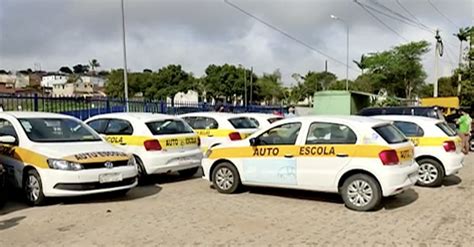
(30, 141, 130, 163)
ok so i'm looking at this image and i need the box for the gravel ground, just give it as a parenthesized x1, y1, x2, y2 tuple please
(0, 154, 473, 246)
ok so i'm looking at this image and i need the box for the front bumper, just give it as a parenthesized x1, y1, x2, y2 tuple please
(378, 162, 419, 197)
(38, 166, 138, 197)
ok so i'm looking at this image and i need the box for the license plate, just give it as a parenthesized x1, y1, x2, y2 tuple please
(99, 173, 123, 183)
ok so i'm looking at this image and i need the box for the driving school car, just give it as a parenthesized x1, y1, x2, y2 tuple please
(85, 113, 203, 179)
(202, 116, 419, 211)
(374, 115, 464, 187)
(237, 113, 284, 129)
(0, 112, 137, 206)
(180, 112, 258, 150)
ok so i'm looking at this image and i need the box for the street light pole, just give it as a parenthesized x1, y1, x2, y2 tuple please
(330, 15, 349, 91)
(121, 0, 129, 112)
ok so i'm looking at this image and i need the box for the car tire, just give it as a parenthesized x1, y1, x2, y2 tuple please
(24, 169, 47, 206)
(416, 158, 445, 187)
(211, 162, 241, 194)
(178, 167, 199, 178)
(341, 174, 382, 211)
(135, 157, 148, 183)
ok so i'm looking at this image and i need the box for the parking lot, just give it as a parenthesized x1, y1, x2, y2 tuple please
(0, 153, 472, 246)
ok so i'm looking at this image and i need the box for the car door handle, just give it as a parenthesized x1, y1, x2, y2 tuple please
(336, 153, 348, 158)
(119, 143, 127, 146)
(208, 135, 214, 137)
(284, 154, 294, 158)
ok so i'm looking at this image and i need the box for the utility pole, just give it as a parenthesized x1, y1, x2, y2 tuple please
(121, 0, 129, 112)
(324, 60, 328, 72)
(434, 29, 443, 98)
(250, 66, 253, 104)
(243, 69, 247, 107)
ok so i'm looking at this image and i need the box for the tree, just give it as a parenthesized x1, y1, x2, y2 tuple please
(66, 74, 80, 84)
(362, 41, 430, 99)
(255, 70, 285, 105)
(73, 64, 90, 74)
(59, 66, 73, 74)
(454, 27, 470, 66)
(353, 54, 368, 74)
(302, 71, 337, 96)
(89, 59, 101, 75)
(143, 69, 153, 73)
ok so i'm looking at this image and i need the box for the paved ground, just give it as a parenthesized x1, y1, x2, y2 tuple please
(0, 154, 473, 246)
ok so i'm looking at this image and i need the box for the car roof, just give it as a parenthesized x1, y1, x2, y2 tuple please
(238, 113, 282, 118)
(373, 115, 443, 124)
(280, 115, 389, 126)
(0, 111, 76, 119)
(179, 112, 238, 118)
(88, 112, 178, 121)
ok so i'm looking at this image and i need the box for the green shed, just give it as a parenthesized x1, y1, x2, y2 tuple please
(313, 90, 374, 115)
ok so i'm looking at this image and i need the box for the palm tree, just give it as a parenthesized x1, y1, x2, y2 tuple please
(89, 59, 101, 75)
(353, 55, 367, 74)
(454, 27, 470, 66)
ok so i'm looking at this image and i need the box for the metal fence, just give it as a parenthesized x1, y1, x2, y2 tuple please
(0, 94, 285, 120)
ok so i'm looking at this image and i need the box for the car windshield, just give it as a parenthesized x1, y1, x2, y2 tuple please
(19, 118, 102, 143)
(436, 122, 457, 137)
(373, 124, 408, 144)
(228, 117, 258, 129)
(146, 119, 194, 135)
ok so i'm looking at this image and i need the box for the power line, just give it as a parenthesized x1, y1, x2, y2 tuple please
(395, 0, 429, 29)
(363, 1, 433, 34)
(354, 0, 409, 42)
(223, 0, 358, 72)
(368, 0, 433, 32)
(426, 0, 460, 29)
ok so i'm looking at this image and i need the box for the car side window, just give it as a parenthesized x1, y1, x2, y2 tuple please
(248, 117, 260, 127)
(105, 119, 133, 135)
(257, 122, 301, 145)
(306, 122, 357, 144)
(0, 119, 18, 139)
(184, 117, 218, 129)
(87, 119, 108, 134)
(393, 121, 424, 137)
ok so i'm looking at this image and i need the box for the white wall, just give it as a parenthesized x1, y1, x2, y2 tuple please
(41, 75, 67, 87)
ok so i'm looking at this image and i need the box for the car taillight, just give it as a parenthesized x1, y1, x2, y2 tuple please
(228, 132, 242, 141)
(379, 150, 399, 165)
(443, 141, 456, 152)
(144, 140, 162, 151)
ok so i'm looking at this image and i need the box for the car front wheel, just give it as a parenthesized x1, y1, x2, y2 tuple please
(341, 174, 382, 211)
(212, 162, 241, 194)
(24, 169, 46, 206)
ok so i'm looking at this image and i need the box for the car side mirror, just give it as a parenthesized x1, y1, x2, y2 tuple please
(249, 137, 258, 146)
(0, 135, 17, 145)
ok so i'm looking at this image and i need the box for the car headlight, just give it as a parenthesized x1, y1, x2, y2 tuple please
(47, 159, 83, 171)
(127, 157, 136, 167)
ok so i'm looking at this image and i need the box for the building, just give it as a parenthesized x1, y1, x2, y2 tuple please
(15, 72, 30, 89)
(0, 72, 16, 94)
(81, 75, 106, 87)
(52, 78, 94, 97)
(41, 73, 68, 88)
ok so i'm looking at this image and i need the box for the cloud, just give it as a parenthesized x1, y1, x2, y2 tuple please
(0, 0, 471, 85)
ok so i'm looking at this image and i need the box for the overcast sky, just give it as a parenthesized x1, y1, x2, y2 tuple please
(0, 0, 472, 85)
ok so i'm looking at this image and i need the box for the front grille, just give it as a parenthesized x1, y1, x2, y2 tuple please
(54, 177, 137, 191)
(81, 160, 129, 170)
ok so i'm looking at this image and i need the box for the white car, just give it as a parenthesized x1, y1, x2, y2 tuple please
(202, 116, 419, 211)
(238, 113, 284, 129)
(180, 112, 258, 150)
(85, 113, 203, 180)
(0, 112, 137, 206)
(373, 115, 465, 187)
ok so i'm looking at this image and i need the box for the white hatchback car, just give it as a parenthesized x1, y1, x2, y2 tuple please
(202, 116, 419, 211)
(180, 112, 258, 150)
(374, 115, 464, 187)
(0, 112, 137, 205)
(85, 113, 203, 180)
(238, 113, 284, 129)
